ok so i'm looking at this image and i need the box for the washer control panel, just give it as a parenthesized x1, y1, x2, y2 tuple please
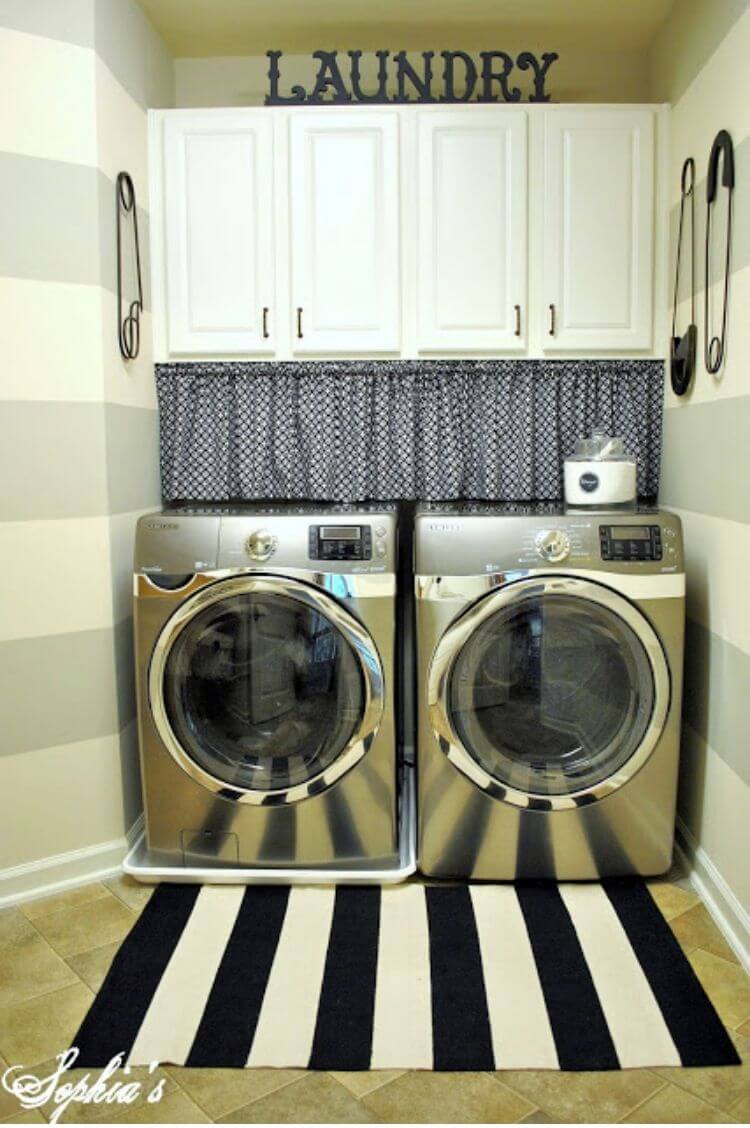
(600, 524, 663, 562)
(309, 524, 374, 561)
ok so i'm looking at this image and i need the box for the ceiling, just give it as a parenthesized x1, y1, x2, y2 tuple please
(137, 0, 676, 58)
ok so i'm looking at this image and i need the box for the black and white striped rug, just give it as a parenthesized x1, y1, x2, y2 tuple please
(73, 881, 739, 1071)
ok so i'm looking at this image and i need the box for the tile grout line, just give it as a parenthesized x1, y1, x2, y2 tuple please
(2, 914, 90, 1013)
(165, 1067, 308, 1122)
(614, 1078, 669, 1122)
(18, 892, 139, 966)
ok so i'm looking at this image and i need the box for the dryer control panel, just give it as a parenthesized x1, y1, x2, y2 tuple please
(599, 524, 662, 562)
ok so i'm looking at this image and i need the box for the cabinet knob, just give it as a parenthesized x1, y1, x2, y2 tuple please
(514, 304, 521, 337)
(296, 307, 303, 339)
(262, 307, 269, 339)
(549, 303, 556, 336)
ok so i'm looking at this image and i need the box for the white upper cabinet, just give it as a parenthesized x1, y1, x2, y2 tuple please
(163, 111, 275, 355)
(151, 105, 662, 360)
(417, 109, 527, 351)
(289, 111, 401, 354)
(543, 109, 654, 351)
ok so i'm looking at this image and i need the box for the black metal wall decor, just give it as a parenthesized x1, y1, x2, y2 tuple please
(670, 158, 697, 397)
(265, 50, 559, 105)
(116, 171, 143, 360)
(704, 129, 734, 374)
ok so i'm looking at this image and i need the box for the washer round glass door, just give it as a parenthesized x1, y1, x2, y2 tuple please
(429, 576, 670, 810)
(149, 575, 384, 805)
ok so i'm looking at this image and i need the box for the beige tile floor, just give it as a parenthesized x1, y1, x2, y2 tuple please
(0, 870, 748, 1124)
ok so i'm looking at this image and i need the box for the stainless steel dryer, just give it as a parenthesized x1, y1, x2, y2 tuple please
(134, 504, 399, 870)
(415, 503, 685, 880)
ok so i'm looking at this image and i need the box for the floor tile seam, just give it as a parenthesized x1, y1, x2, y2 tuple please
(0, 969, 88, 1017)
(614, 1077, 688, 1122)
(19, 888, 113, 926)
(728, 1090, 750, 1116)
(171, 1067, 312, 1122)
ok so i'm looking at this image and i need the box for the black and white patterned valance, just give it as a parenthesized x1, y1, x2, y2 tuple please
(156, 360, 663, 504)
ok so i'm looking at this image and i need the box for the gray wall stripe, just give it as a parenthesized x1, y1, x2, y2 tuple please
(670, 132, 749, 304)
(683, 618, 750, 789)
(660, 396, 750, 524)
(0, 153, 150, 305)
(0, 402, 109, 521)
(0, 625, 122, 757)
(0, 152, 100, 287)
(0, 0, 93, 50)
(94, 0, 174, 110)
(650, 0, 749, 105)
(105, 404, 161, 515)
(0, 402, 161, 521)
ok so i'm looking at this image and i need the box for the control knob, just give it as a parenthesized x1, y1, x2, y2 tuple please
(246, 529, 276, 561)
(535, 529, 571, 563)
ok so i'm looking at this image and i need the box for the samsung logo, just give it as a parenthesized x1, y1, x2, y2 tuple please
(144, 520, 179, 531)
(427, 522, 461, 534)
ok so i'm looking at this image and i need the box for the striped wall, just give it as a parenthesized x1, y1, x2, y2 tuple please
(0, 0, 173, 886)
(650, 0, 750, 953)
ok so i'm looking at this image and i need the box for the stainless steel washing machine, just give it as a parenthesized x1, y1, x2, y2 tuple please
(133, 504, 399, 870)
(415, 503, 685, 880)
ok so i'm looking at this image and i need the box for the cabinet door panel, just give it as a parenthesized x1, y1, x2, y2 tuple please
(418, 110, 527, 351)
(290, 112, 400, 354)
(544, 109, 654, 350)
(164, 112, 275, 355)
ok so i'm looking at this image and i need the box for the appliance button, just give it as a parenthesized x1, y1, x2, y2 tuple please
(246, 529, 276, 561)
(375, 543, 387, 558)
(375, 525, 387, 537)
(535, 529, 571, 563)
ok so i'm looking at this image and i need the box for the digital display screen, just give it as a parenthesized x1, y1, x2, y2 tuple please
(320, 526, 361, 541)
(611, 526, 650, 541)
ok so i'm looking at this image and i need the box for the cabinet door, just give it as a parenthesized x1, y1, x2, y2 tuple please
(163, 111, 275, 355)
(289, 111, 400, 354)
(543, 109, 654, 351)
(417, 109, 527, 351)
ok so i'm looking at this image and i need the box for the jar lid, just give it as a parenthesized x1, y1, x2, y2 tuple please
(569, 429, 633, 462)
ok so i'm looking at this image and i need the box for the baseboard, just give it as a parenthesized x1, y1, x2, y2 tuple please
(675, 815, 750, 975)
(0, 814, 145, 910)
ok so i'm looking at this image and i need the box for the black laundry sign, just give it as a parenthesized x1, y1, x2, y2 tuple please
(265, 50, 558, 105)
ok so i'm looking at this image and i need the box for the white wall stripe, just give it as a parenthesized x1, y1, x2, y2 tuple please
(470, 885, 559, 1069)
(559, 883, 681, 1068)
(246, 885, 335, 1068)
(370, 883, 433, 1069)
(0, 28, 97, 166)
(127, 886, 244, 1066)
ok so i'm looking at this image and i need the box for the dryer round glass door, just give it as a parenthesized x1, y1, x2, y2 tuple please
(429, 576, 670, 810)
(149, 575, 384, 805)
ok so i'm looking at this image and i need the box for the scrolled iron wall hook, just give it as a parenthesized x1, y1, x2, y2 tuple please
(704, 129, 734, 374)
(116, 171, 143, 360)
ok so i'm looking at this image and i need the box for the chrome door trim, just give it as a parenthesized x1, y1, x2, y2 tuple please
(149, 573, 384, 806)
(427, 574, 671, 811)
(416, 569, 685, 602)
(139, 567, 395, 600)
